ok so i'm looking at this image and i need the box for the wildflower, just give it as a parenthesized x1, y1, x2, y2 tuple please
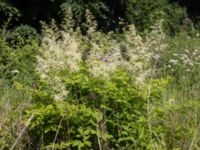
(182, 76, 186, 80)
(54, 95, 62, 101)
(185, 49, 189, 53)
(173, 53, 178, 57)
(153, 54, 160, 60)
(167, 65, 171, 68)
(40, 74, 48, 79)
(188, 61, 194, 66)
(169, 59, 178, 65)
(186, 68, 191, 72)
(11, 70, 19, 74)
(168, 98, 175, 104)
(181, 54, 188, 60)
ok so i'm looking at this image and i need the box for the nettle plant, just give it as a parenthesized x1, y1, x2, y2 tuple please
(27, 68, 191, 149)
(26, 68, 151, 149)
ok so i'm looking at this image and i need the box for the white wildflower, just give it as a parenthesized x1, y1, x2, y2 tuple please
(173, 53, 178, 57)
(186, 68, 191, 72)
(36, 23, 81, 100)
(153, 54, 160, 60)
(87, 20, 167, 84)
(11, 70, 19, 74)
(169, 59, 178, 65)
(185, 49, 189, 53)
(167, 65, 171, 68)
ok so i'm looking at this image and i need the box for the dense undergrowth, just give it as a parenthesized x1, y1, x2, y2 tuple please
(1, 1, 200, 150)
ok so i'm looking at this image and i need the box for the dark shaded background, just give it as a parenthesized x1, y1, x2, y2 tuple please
(5, 0, 200, 31)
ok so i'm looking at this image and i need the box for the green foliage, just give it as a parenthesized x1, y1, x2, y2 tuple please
(1, 2, 200, 149)
(124, 0, 189, 34)
(26, 66, 200, 149)
(26, 101, 103, 149)
(0, 25, 40, 84)
(7, 25, 40, 48)
(0, 0, 20, 26)
(25, 68, 151, 149)
(151, 97, 200, 149)
(163, 3, 191, 34)
(0, 26, 39, 148)
(158, 31, 200, 91)
(0, 0, 197, 33)
(0, 42, 39, 84)
(60, 0, 108, 29)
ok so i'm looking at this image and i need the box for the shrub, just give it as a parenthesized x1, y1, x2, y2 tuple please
(0, 27, 39, 148)
(7, 25, 40, 48)
(25, 68, 150, 149)
(124, 0, 190, 34)
(0, 0, 20, 26)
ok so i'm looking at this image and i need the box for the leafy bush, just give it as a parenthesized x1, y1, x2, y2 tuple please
(0, 0, 20, 26)
(26, 102, 104, 149)
(60, 0, 108, 29)
(124, 0, 190, 34)
(25, 68, 150, 149)
(26, 65, 200, 149)
(0, 41, 39, 84)
(0, 25, 40, 83)
(7, 25, 40, 48)
(1, 4, 200, 149)
(0, 27, 39, 148)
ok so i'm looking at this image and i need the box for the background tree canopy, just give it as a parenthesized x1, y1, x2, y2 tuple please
(0, 0, 199, 33)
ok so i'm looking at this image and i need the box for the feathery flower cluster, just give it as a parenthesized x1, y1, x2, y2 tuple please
(123, 25, 152, 83)
(37, 27, 81, 75)
(86, 32, 122, 78)
(36, 23, 82, 100)
(87, 21, 167, 83)
(36, 11, 168, 100)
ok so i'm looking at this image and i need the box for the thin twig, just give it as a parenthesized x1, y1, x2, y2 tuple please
(147, 80, 155, 150)
(97, 123, 102, 150)
(52, 116, 64, 150)
(147, 59, 157, 150)
(10, 113, 34, 150)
